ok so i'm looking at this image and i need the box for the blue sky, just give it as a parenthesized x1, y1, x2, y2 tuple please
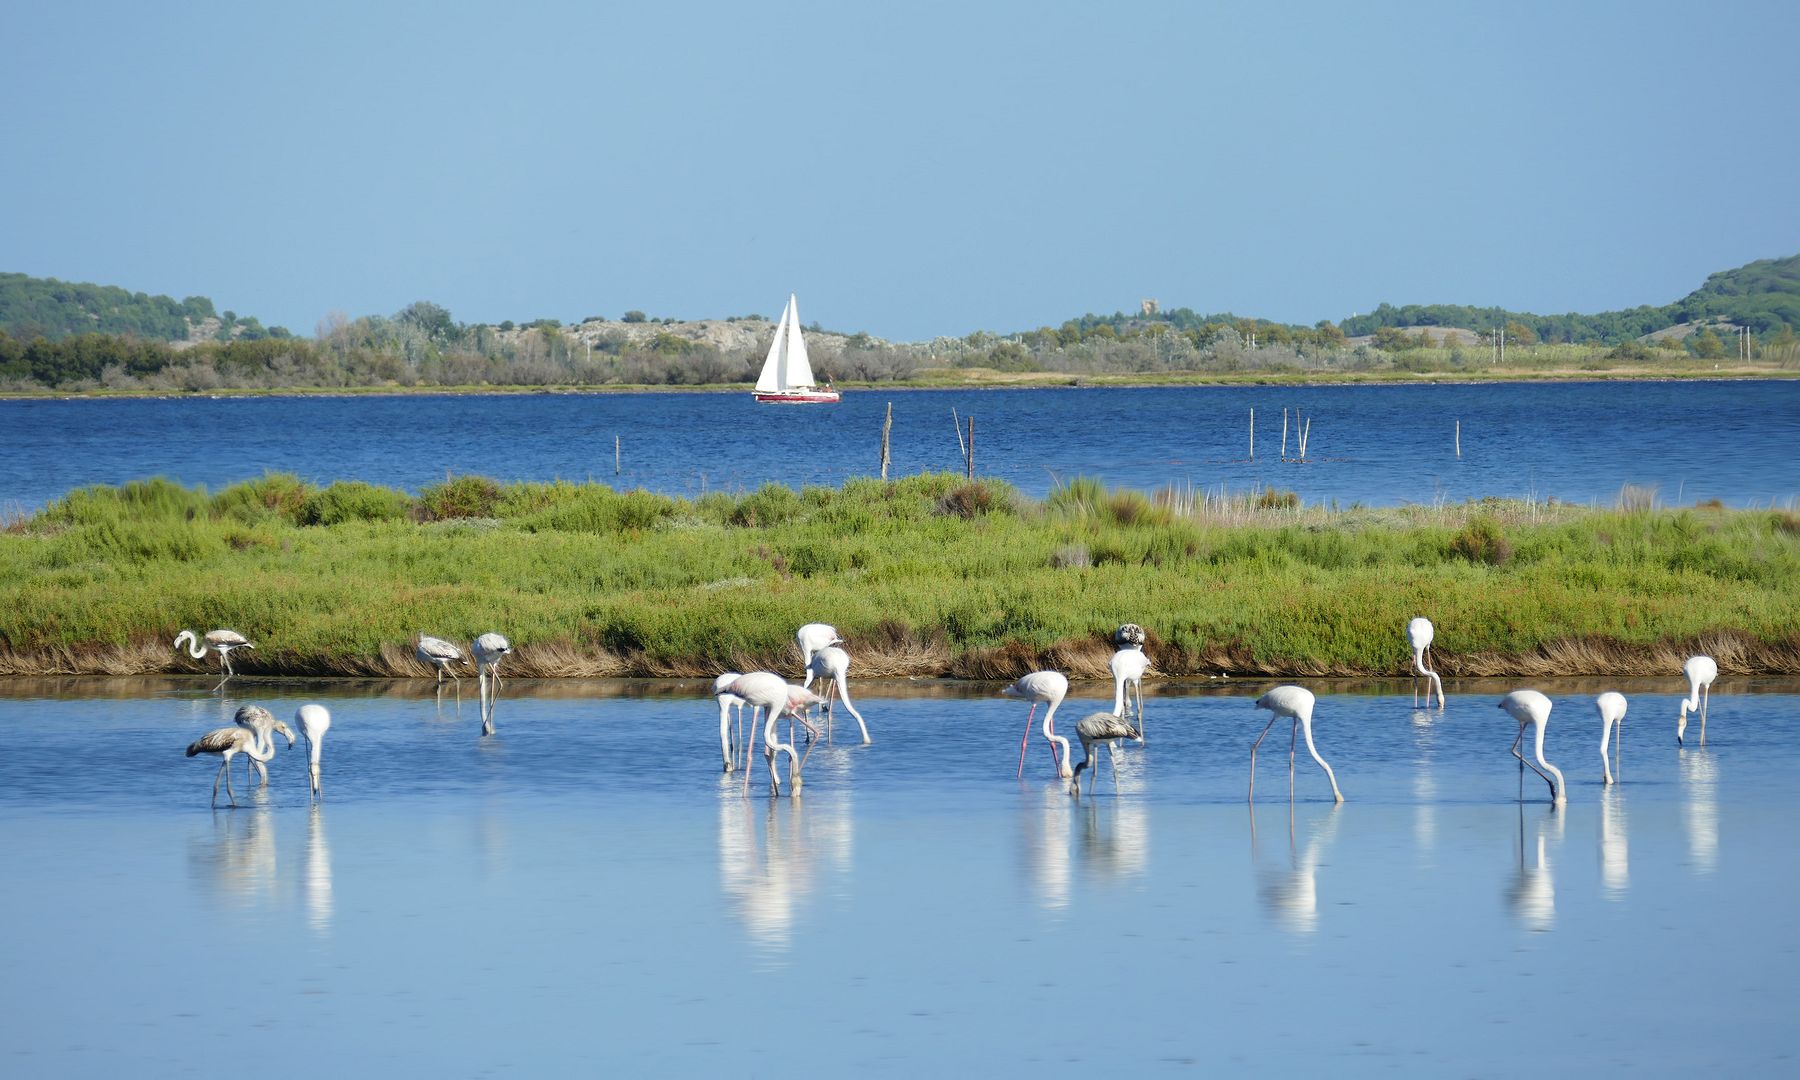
(3, 0, 1796, 339)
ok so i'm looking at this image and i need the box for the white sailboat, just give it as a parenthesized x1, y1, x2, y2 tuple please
(753, 294, 840, 404)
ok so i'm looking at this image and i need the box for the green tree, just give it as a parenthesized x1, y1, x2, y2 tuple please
(622, 310, 647, 323)
(1503, 320, 1536, 347)
(1689, 327, 1726, 359)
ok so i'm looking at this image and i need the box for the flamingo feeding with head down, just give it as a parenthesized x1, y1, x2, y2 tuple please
(795, 623, 842, 674)
(713, 672, 747, 772)
(1406, 617, 1444, 709)
(1250, 685, 1344, 804)
(803, 646, 871, 744)
(1003, 671, 1071, 779)
(471, 632, 510, 736)
(415, 634, 468, 685)
(296, 704, 331, 798)
(187, 725, 279, 807)
(1499, 690, 1566, 805)
(1596, 691, 1627, 785)
(174, 629, 254, 689)
(233, 704, 294, 786)
(1110, 623, 1151, 741)
(728, 672, 823, 796)
(1676, 654, 1718, 746)
(1068, 711, 1142, 795)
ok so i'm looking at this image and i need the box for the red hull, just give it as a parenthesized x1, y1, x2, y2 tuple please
(753, 390, 841, 404)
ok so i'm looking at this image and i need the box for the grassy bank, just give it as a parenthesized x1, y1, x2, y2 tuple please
(2, 474, 1797, 679)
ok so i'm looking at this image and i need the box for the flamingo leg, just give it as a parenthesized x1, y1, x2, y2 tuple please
(743, 708, 760, 796)
(1510, 729, 1554, 795)
(1288, 718, 1299, 800)
(1601, 719, 1614, 786)
(1248, 715, 1279, 801)
(1700, 684, 1710, 745)
(222, 756, 238, 807)
(1017, 703, 1038, 779)
(1106, 740, 1119, 792)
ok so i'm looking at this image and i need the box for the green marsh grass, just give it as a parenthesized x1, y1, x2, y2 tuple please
(2, 473, 1796, 678)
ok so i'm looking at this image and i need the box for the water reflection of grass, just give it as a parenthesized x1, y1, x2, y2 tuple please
(2, 473, 1796, 679)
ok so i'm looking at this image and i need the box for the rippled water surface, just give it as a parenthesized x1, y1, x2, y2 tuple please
(3, 677, 1797, 1074)
(3, 381, 1797, 510)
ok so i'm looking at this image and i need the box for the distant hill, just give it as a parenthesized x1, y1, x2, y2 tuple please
(0, 272, 288, 343)
(1336, 254, 1800, 345)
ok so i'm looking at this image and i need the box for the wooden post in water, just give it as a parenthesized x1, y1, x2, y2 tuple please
(1280, 408, 1289, 461)
(966, 416, 975, 479)
(614, 435, 621, 476)
(1248, 408, 1255, 461)
(1299, 418, 1312, 461)
(880, 402, 893, 481)
(1455, 420, 1461, 458)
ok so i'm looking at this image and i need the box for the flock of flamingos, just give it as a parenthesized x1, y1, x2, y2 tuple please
(175, 618, 1724, 808)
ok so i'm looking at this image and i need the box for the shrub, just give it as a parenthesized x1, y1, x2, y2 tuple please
(213, 473, 312, 524)
(1449, 517, 1513, 566)
(1255, 488, 1300, 510)
(417, 475, 502, 521)
(301, 481, 411, 526)
(937, 482, 1011, 518)
(730, 484, 804, 528)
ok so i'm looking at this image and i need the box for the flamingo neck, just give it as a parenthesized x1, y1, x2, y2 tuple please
(1112, 674, 1127, 715)
(177, 631, 206, 659)
(1534, 721, 1565, 801)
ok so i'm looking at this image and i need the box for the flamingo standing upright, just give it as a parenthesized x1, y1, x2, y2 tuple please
(1110, 624, 1151, 741)
(713, 672, 747, 772)
(1597, 691, 1628, 785)
(415, 634, 468, 685)
(187, 726, 278, 807)
(804, 646, 871, 744)
(1068, 711, 1142, 795)
(1676, 654, 1718, 746)
(297, 704, 331, 798)
(1002, 671, 1071, 779)
(1250, 685, 1344, 804)
(1406, 617, 1444, 709)
(1499, 690, 1567, 805)
(728, 672, 822, 796)
(795, 623, 842, 673)
(174, 629, 254, 689)
(472, 632, 510, 736)
(233, 704, 294, 786)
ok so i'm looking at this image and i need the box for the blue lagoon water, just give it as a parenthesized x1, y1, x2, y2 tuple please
(3, 381, 1797, 510)
(2, 677, 1797, 1074)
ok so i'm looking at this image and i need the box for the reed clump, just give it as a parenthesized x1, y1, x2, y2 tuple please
(2, 473, 1797, 678)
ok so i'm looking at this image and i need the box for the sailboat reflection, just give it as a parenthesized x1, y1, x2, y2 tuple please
(1507, 805, 1563, 932)
(190, 801, 278, 904)
(1022, 787, 1074, 911)
(716, 780, 852, 955)
(1598, 785, 1629, 900)
(303, 803, 333, 933)
(1679, 748, 1720, 875)
(1251, 803, 1341, 934)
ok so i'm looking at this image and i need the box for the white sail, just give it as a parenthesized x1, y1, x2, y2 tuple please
(755, 296, 790, 393)
(782, 295, 817, 389)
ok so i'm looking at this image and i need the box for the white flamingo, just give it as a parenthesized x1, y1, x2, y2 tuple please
(795, 623, 842, 673)
(1406, 616, 1443, 709)
(1110, 624, 1151, 741)
(1597, 691, 1628, 785)
(1499, 690, 1566, 805)
(1676, 654, 1718, 746)
(713, 672, 747, 773)
(297, 704, 331, 798)
(728, 672, 822, 796)
(187, 724, 283, 808)
(472, 632, 510, 736)
(1250, 685, 1344, 804)
(234, 704, 294, 786)
(174, 629, 254, 688)
(1068, 711, 1142, 795)
(415, 634, 468, 685)
(1003, 670, 1071, 779)
(803, 646, 871, 744)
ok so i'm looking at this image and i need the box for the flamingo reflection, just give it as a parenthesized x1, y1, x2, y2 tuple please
(1077, 797, 1149, 882)
(1020, 787, 1074, 911)
(303, 803, 333, 933)
(716, 780, 852, 956)
(1411, 708, 1438, 855)
(1680, 748, 1720, 874)
(189, 803, 278, 904)
(1599, 785, 1629, 900)
(1251, 803, 1341, 934)
(1507, 805, 1563, 932)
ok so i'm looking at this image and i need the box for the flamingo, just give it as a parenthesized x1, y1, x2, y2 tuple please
(1597, 691, 1627, 785)
(713, 672, 747, 772)
(471, 632, 510, 736)
(1068, 711, 1142, 795)
(727, 672, 822, 796)
(1003, 670, 1071, 779)
(1250, 685, 1344, 804)
(1406, 616, 1443, 709)
(234, 704, 294, 786)
(803, 645, 871, 744)
(1676, 654, 1718, 746)
(795, 623, 842, 673)
(174, 629, 254, 689)
(1499, 690, 1566, 805)
(1110, 632, 1151, 742)
(187, 725, 280, 808)
(415, 634, 468, 684)
(297, 704, 331, 798)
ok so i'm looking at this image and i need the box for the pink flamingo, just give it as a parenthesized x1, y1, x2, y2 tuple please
(1002, 671, 1070, 779)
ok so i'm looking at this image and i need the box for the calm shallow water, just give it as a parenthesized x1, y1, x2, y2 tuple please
(3, 381, 1797, 510)
(2, 677, 1797, 1074)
